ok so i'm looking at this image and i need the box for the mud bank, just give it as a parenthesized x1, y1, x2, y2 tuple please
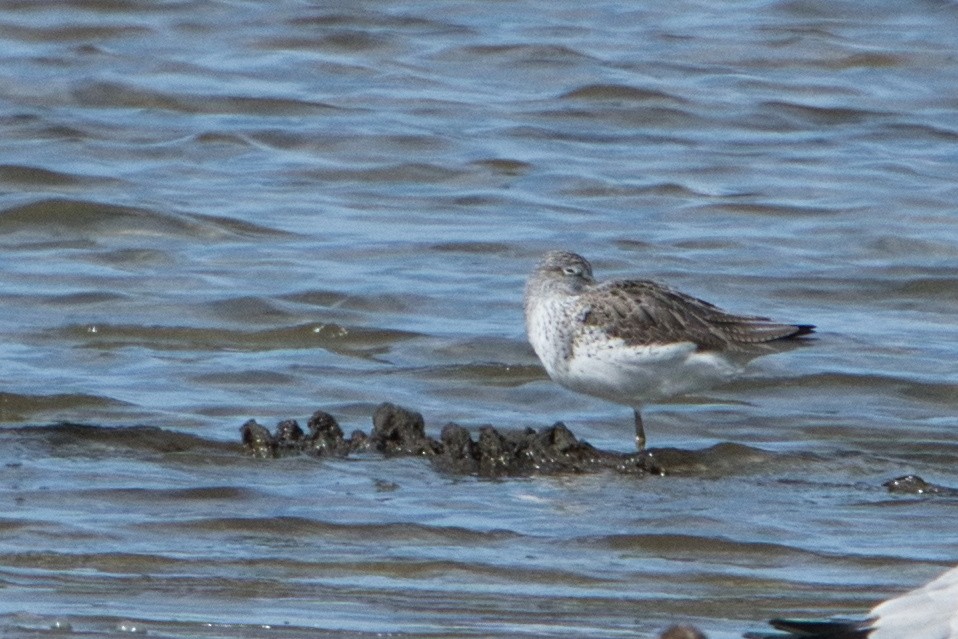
(239, 402, 958, 487)
(883, 474, 958, 496)
(240, 402, 663, 477)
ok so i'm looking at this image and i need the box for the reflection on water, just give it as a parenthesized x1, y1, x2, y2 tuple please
(0, 0, 956, 637)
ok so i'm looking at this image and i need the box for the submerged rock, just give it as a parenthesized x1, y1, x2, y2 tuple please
(240, 419, 274, 458)
(370, 402, 440, 456)
(274, 419, 305, 454)
(240, 401, 663, 477)
(883, 474, 958, 496)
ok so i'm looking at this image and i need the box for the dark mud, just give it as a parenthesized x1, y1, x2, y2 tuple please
(883, 474, 958, 496)
(239, 402, 958, 486)
(3, 412, 951, 488)
(2, 422, 238, 458)
(241, 402, 663, 477)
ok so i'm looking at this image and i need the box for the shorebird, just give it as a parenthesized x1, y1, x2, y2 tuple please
(746, 564, 958, 639)
(524, 251, 814, 451)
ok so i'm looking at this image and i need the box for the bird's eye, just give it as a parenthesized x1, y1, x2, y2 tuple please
(562, 266, 581, 276)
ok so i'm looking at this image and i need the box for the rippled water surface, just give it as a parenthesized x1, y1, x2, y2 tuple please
(1, 1, 957, 637)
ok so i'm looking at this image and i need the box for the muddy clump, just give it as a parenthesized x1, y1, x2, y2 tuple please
(240, 402, 662, 478)
(883, 474, 958, 496)
(239, 403, 956, 486)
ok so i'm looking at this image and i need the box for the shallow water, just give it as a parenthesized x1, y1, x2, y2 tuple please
(1, 1, 957, 637)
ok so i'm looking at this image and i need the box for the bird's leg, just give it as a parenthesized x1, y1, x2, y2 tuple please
(633, 408, 646, 451)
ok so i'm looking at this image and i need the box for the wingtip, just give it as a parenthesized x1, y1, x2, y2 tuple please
(764, 617, 873, 638)
(793, 324, 816, 338)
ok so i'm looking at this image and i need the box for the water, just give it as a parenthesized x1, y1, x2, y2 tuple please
(1, 0, 957, 637)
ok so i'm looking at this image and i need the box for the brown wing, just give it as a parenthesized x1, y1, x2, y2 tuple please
(580, 279, 814, 350)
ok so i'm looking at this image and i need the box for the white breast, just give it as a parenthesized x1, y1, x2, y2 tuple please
(563, 334, 741, 405)
(524, 294, 575, 379)
(871, 565, 958, 639)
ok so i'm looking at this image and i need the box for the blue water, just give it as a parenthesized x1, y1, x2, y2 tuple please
(0, 1, 956, 637)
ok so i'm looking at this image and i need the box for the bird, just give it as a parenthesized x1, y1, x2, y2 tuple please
(523, 250, 814, 451)
(745, 564, 958, 639)
(660, 625, 708, 639)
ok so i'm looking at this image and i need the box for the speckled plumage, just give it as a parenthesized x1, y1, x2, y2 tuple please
(524, 251, 814, 450)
